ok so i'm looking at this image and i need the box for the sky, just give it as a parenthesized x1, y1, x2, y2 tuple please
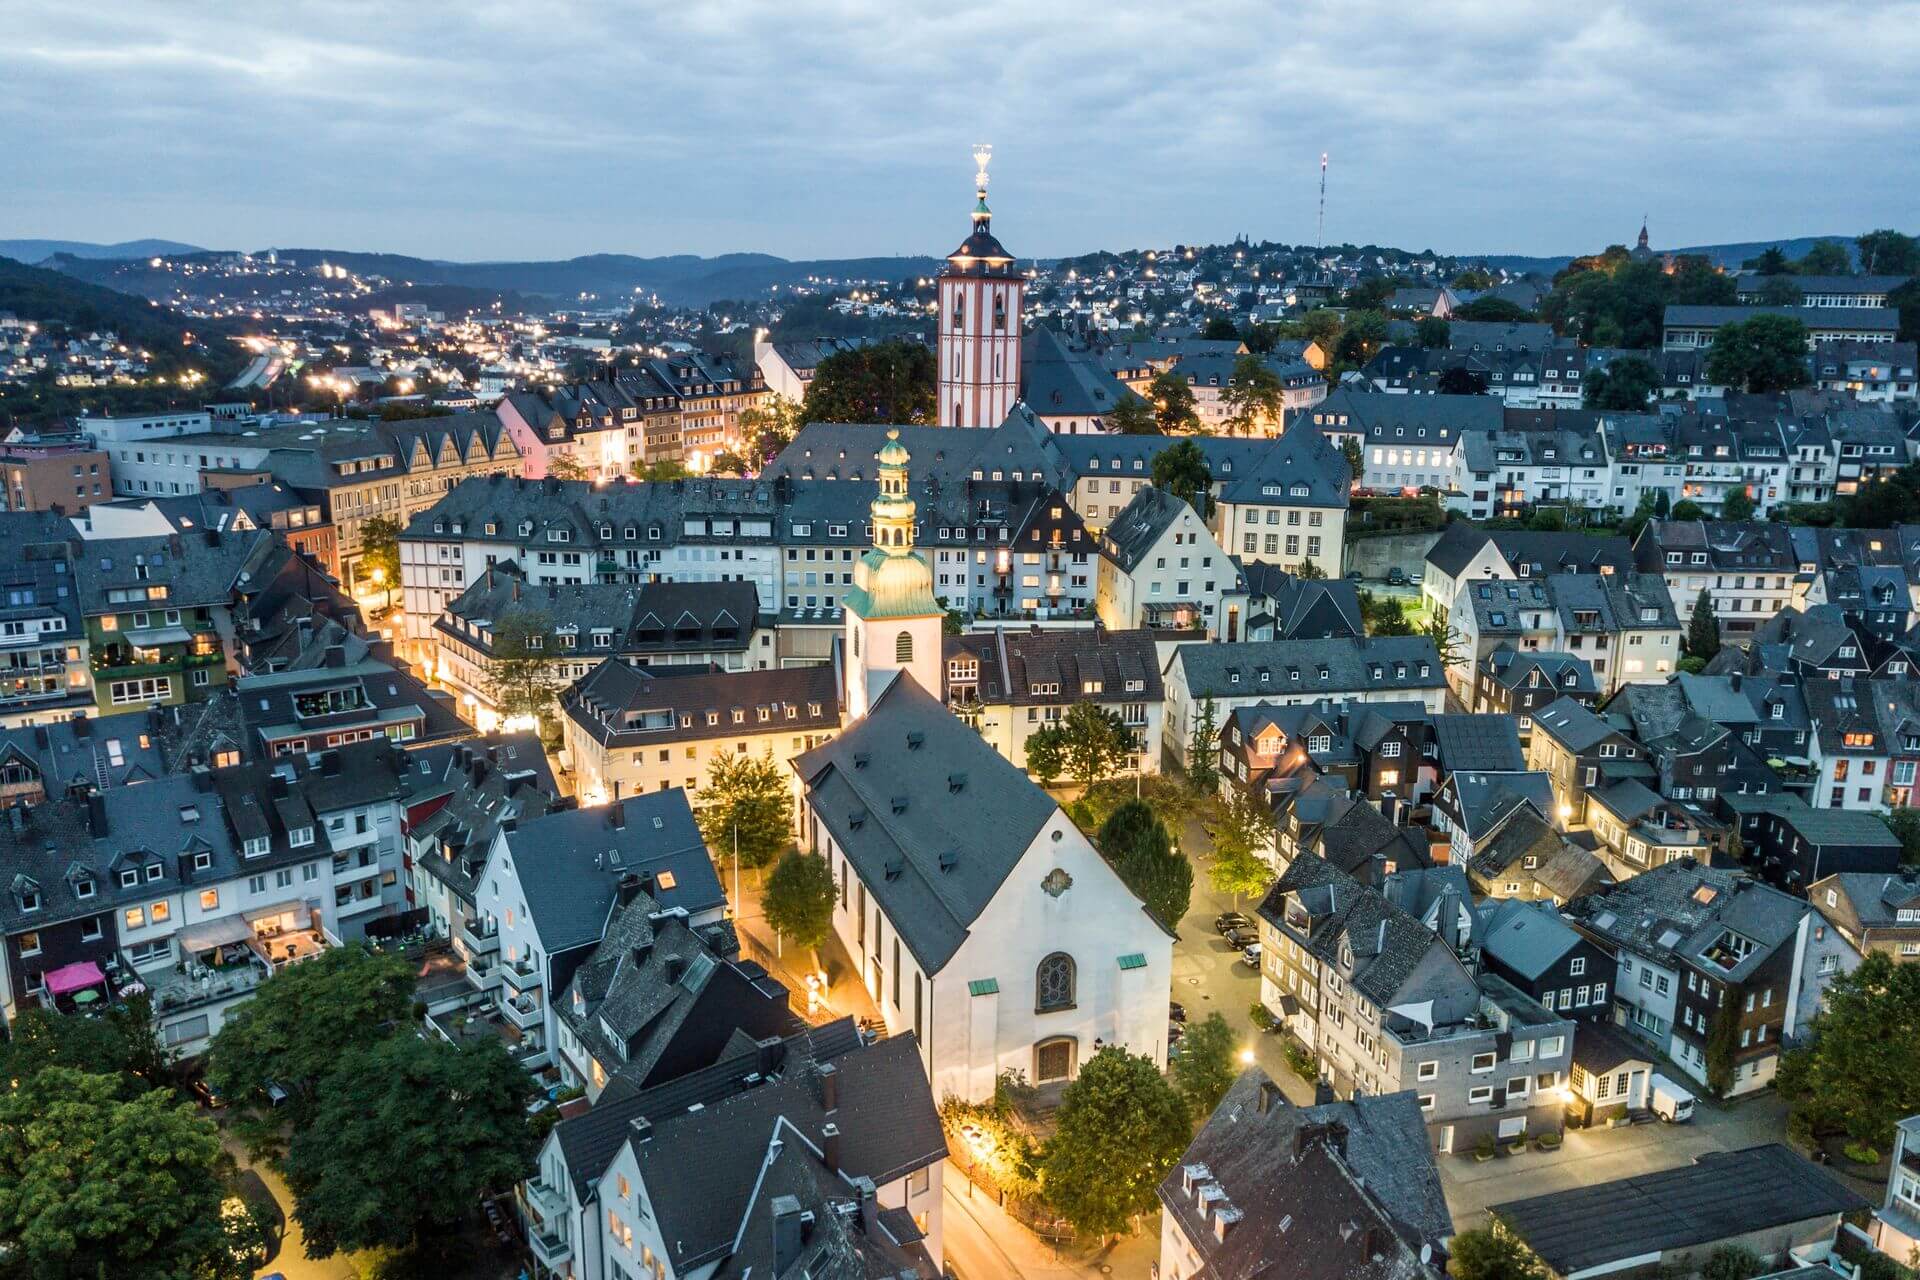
(7, 1, 1920, 265)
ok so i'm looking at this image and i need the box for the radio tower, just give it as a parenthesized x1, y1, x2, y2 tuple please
(1317, 152, 1328, 252)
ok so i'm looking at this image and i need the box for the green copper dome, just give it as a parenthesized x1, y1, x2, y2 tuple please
(878, 429, 911, 467)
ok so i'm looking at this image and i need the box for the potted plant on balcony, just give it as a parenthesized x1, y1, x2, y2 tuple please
(1472, 1135, 1496, 1163)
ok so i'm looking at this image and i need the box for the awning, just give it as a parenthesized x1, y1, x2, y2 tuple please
(121, 626, 194, 647)
(44, 960, 106, 996)
(177, 915, 255, 953)
(246, 899, 312, 929)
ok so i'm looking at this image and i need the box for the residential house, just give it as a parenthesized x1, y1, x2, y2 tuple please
(1466, 806, 1612, 905)
(1477, 898, 1617, 1023)
(1528, 698, 1652, 826)
(1473, 648, 1598, 742)
(1870, 1115, 1920, 1264)
(943, 624, 1163, 775)
(1809, 869, 1920, 964)
(1721, 792, 1902, 890)
(1633, 519, 1798, 640)
(1094, 486, 1242, 634)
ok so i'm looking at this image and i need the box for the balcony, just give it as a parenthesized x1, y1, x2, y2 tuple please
(459, 917, 500, 956)
(500, 956, 540, 993)
(503, 992, 542, 1030)
(528, 1228, 571, 1269)
(522, 1177, 568, 1225)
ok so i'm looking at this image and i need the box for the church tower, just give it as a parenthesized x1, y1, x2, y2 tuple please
(842, 430, 944, 720)
(937, 146, 1024, 428)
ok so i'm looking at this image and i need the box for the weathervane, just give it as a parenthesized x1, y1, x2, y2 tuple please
(973, 144, 992, 198)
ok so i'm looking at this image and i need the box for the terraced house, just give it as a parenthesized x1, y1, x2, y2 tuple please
(0, 514, 93, 727)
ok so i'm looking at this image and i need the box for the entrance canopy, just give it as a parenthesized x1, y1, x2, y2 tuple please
(44, 960, 106, 997)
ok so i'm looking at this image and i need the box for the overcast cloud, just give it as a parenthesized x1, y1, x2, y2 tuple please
(6, 1, 1919, 263)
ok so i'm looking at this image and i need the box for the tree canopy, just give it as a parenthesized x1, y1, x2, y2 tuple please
(1107, 392, 1159, 436)
(1205, 783, 1276, 905)
(1705, 314, 1811, 393)
(1147, 369, 1201, 434)
(1151, 439, 1214, 519)
(1040, 1047, 1190, 1238)
(1856, 229, 1920, 276)
(1778, 951, 1920, 1149)
(359, 515, 403, 594)
(1583, 355, 1660, 409)
(696, 749, 794, 871)
(1170, 1014, 1239, 1117)
(1186, 696, 1220, 791)
(1447, 1226, 1544, 1280)
(763, 849, 838, 963)
(799, 340, 935, 424)
(1221, 354, 1285, 436)
(1685, 590, 1722, 660)
(1025, 701, 1137, 790)
(1096, 799, 1193, 928)
(1541, 249, 1733, 349)
(484, 606, 566, 734)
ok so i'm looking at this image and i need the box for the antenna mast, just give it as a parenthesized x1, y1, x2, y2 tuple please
(1317, 152, 1328, 252)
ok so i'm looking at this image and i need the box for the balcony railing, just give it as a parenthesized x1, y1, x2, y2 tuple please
(528, 1229, 571, 1267)
(459, 918, 500, 955)
(500, 957, 540, 992)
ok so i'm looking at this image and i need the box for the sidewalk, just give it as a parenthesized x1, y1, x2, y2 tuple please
(943, 1182, 1158, 1279)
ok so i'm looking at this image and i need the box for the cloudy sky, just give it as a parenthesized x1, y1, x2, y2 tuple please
(7, 1, 1918, 263)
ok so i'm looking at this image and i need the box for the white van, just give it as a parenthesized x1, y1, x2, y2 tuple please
(1650, 1074, 1695, 1123)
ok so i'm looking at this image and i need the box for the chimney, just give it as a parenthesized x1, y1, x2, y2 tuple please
(191, 765, 212, 792)
(662, 953, 685, 984)
(851, 1176, 878, 1238)
(323, 644, 346, 668)
(71, 714, 91, 739)
(615, 871, 644, 908)
(1729, 672, 1743, 691)
(819, 1061, 839, 1112)
(821, 1122, 842, 1172)
(608, 800, 626, 831)
(631, 1116, 653, 1144)
(771, 1195, 805, 1273)
(86, 792, 109, 838)
(269, 772, 290, 798)
(755, 1034, 785, 1079)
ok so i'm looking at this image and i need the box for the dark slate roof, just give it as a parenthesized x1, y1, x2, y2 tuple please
(70, 527, 284, 615)
(1022, 326, 1133, 418)
(440, 568, 759, 660)
(1239, 564, 1365, 639)
(1157, 1070, 1448, 1280)
(1427, 522, 1633, 580)
(504, 790, 724, 954)
(0, 708, 176, 795)
(1664, 304, 1898, 332)
(794, 676, 1091, 973)
(1315, 803, 1434, 879)
(1546, 572, 1680, 634)
(1492, 1144, 1867, 1276)
(1441, 771, 1555, 840)
(407, 735, 561, 906)
(1531, 698, 1616, 752)
(1172, 636, 1445, 701)
(1480, 647, 1598, 699)
(1477, 899, 1582, 980)
(1429, 714, 1523, 772)
(1563, 860, 1808, 983)
(1307, 388, 1505, 446)
(1100, 486, 1195, 573)
(944, 624, 1163, 707)
(1812, 869, 1920, 928)
(235, 651, 468, 753)
(1572, 1018, 1656, 1076)
(1257, 854, 1469, 1010)
(563, 659, 841, 750)
(1213, 420, 1351, 509)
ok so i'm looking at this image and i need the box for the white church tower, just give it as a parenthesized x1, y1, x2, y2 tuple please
(842, 430, 945, 720)
(937, 146, 1024, 428)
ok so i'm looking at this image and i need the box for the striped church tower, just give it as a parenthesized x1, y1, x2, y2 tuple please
(936, 146, 1024, 428)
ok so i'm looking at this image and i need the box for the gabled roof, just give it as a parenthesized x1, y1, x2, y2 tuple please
(944, 624, 1163, 707)
(1429, 714, 1524, 772)
(1101, 486, 1200, 573)
(1477, 898, 1584, 980)
(1172, 635, 1444, 701)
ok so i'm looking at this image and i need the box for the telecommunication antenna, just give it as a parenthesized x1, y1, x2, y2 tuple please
(1317, 152, 1328, 251)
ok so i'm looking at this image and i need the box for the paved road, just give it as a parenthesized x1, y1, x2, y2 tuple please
(943, 1181, 1157, 1280)
(222, 1132, 358, 1280)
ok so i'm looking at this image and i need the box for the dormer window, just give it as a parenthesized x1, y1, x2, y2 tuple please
(290, 826, 314, 848)
(120, 868, 139, 889)
(243, 836, 270, 858)
(18, 889, 39, 912)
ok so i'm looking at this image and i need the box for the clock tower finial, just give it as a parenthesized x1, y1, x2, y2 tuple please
(939, 145, 1024, 428)
(972, 144, 993, 228)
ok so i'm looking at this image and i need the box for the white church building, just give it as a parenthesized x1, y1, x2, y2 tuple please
(793, 429, 1174, 1102)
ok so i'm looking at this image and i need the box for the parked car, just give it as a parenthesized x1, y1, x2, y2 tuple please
(1345, 570, 1364, 581)
(1214, 911, 1251, 936)
(1650, 1074, 1696, 1123)
(1239, 943, 1262, 967)
(1386, 567, 1409, 586)
(1223, 926, 1259, 949)
(1169, 1001, 1188, 1023)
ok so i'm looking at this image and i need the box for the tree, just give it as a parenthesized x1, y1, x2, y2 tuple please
(1452, 296, 1534, 323)
(1095, 799, 1193, 928)
(1291, 557, 1328, 580)
(1671, 498, 1706, 521)
(484, 607, 565, 733)
(359, 514, 403, 600)
(1748, 246, 1792, 275)
(1721, 487, 1756, 522)
(1151, 439, 1214, 519)
(1186, 696, 1219, 790)
(1170, 1013, 1239, 1115)
(1437, 365, 1490, 396)
(1857, 229, 1920, 276)
(1341, 437, 1365, 489)
(1415, 316, 1451, 349)
(1040, 1047, 1190, 1238)
(1201, 315, 1240, 341)
(1755, 276, 1803, 307)
(1699, 1244, 1765, 1280)
(1778, 952, 1920, 1149)
(1452, 267, 1495, 291)
(545, 453, 588, 482)
(1706, 314, 1812, 393)
(1684, 590, 1723, 662)
(281, 1034, 536, 1258)
(1584, 355, 1660, 409)
(208, 945, 415, 1148)
(763, 849, 838, 965)
(0, 994, 170, 1094)
(799, 340, 935, 424)
(1107, 392, 1159, 436)
(1423, 614, 1465, 670)
(1333, 309, 1390, 367)
(1361, 590, 1415, 637)
(1025, 701, 1136, 791)
(1221, 354, 1285, 436)
(636, 458, 689, 482)
(740, 393, 803, 466)
(1886, 808, 1920, 866)
(1147, 369, 1201, 434)
(1206, 784, 1276, 905)
(1795, 240, 1853, 276)
(1447, 1226, 1543, 1280)
(709, 449, 750, 477)
(0, 1067, 259, 1280)
(696, 750, 793, 872)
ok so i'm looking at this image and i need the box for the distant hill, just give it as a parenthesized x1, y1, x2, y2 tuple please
(1475, 235, 1862, 277)
(0, 238, 206, 264)
(0, 255, 245, 377)
(49, 247, 948, 309)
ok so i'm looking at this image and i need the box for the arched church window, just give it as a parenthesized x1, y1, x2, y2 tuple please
(1036, 953, 1075, 1012)
(853, 629, 860, 658)
(895, 630, 913, 664)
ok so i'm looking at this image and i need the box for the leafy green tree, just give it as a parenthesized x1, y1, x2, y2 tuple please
(1201, 315, 1240, 341)
(1206, 784, 1276, 904)
(1671, 256, 1738, 305)
(1778, 952, 1920, 1148)
(1686, 591, 1723, 662)
(0, 1067, 258, 1280)
(1221, 355, 1285, 436)
(1025, 701, 1137, 791)
(762, 849, 838, 966)
(1147, 369, 1201, 434)
(709, 449, 750, 477)
(282, 1034, 536, 1259)
(636, 458, 690, 481)
(1452, 267, 1495, 291)
(696, 750, 793, 872)
(1186, 696, 1219, 790)
(1754, 276, 1803, 306)
(1151, 439, 1215, 519)
(1424, 614, 1466, 671)
(1671, 499, 1706, 521)
(1857, 229, 1920, 276)
(1170, 1014, 1239, 1116)
(1748, 246, 1792, 275)
(1292, 557, 1328, 580)
(1341, 438, 1365, 489)
(1415, 316, 1451, 349)
(1448, 1226, 1544, 1280)
(1528, 508, 1567, 532)
(1437, 365, 1490, 396)
(209, 945, 415, 1150)
(799, 340, 935, 424)
(1107, 392, 1159, 436)
(1096, 799, 1194, 927)
(1584, 355, 1660, 409)
(1699, 1244, 1765, 1280)
(1795, 240, 1853, 276)
(1886, 808, 1920, 867)
(0, 994, 170, 1094)
(545, 453, 589, 482)
(359, 514, 403, 599)
(484, 607, 565, 733)
(1040, 1047, 1190, 1238)
(1721, 487, 1756, 522)
(1361, 590, 1416, 637)
(740, 393, 803, 465)
(1706, 314, 1812, 393)
(1452, 296, 1534, 323)
(1333, 309, 1390, 367)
